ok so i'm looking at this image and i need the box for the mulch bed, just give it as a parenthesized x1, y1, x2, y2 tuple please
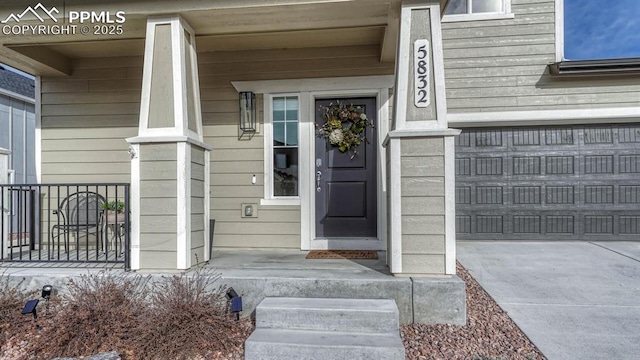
(305, 250, 378, 259)
(401, 262, 546, 360)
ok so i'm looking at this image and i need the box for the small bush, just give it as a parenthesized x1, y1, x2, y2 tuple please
(0, 273, 34, 358)
(12, 269, 252, 360)
(132, 268, 247, 360)
(24, 272, 150, 359)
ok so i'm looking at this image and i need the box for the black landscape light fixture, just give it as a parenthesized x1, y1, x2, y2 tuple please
(226, 287, 243, 320)
(239, 91, 256, 133)
(22, 299, 39, 321)
(41, 285, 53, 300)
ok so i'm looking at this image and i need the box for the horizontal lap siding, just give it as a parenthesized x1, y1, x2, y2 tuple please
(41, 56, 142, 183)
(202, 45, 393, 249)
(442, 0, 640, 113)
(40, 45, 393, 250)
(400, 138, 446, 274)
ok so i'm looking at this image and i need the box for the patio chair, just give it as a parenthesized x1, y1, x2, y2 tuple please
(51, 191, 105, 253)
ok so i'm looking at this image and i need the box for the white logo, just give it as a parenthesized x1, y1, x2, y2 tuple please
(1, 3, 59, 24)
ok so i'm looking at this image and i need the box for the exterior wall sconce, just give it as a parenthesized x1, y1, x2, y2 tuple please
(239, 91, 257, 133)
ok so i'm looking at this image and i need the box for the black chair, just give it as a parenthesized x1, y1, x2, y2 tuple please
(51, 191, 105, 253)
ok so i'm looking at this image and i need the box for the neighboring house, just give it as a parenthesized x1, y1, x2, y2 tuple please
(0, 0, 638, 277)
(0, 66, 36, 185)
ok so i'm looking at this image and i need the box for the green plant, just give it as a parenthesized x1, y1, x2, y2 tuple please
(316, 102, 374, 158)
(101, 200, 125, 213)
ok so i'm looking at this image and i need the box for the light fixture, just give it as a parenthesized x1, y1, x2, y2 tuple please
(226, 287, 243, 320)
(239, 91, 256, 133)
(41, 285, 53, 300)
(226, 287, 239, 300)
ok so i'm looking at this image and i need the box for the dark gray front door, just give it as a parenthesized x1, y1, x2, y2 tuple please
(315, 98, 377, 238)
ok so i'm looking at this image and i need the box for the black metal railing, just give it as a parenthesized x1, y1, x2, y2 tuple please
(1, 183, 130, 269)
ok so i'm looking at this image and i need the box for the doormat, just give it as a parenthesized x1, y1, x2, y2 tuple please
(305, 250, 378, 260)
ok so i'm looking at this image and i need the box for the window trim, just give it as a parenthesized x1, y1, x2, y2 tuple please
(442, 0, 513, 22)
(262, 93, 301, 206)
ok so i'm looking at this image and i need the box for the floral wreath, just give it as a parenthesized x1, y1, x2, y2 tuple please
(316, 102, 374, 158)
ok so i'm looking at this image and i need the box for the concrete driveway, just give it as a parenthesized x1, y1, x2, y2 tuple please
(457, 241, 640, 360)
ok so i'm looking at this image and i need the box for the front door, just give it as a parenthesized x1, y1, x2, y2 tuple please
(315, 98, 377, 239)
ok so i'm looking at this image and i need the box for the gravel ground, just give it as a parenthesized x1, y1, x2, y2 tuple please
(401, 262, 546, 360)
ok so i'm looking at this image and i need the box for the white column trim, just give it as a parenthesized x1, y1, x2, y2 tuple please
(129, 143, 141, 270)
(431, 2, 448, 129)
(176, 142, 190, 270)
(444, 136, 456, 275)
(299, 91, 313, 250)
(34, 76, 42, 183)
(376, 88, 389, 252)
(204, 150, 211, 261)
(394, 4, 412, 130)
(389, 138, 402, 273)
(555, 0, 565, 62)
(171, 17, 184, 138)
(138, 17, 156, 134)
(126, 135, 213, 150)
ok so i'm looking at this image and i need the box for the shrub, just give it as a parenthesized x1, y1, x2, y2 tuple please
(0, 273, 34, 358)
(24, 272, 150, 359)
(132, 268, 248, 360)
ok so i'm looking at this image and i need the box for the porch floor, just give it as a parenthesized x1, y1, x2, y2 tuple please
(209, 248, 392, 278)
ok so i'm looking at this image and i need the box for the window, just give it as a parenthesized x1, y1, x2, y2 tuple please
(271, 96, 299, 197)
(443, 0, 512, 21)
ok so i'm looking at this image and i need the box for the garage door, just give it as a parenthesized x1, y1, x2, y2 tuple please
(455, 124, 640, 241)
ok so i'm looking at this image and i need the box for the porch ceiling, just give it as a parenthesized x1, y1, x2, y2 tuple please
(0, 0, 401, 76)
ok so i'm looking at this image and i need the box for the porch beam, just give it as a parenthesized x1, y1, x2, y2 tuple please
(0, 46, 71, 76)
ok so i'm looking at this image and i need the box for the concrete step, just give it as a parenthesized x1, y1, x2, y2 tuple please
(244, 328, 405, 360)
(255, 297, 400, 334)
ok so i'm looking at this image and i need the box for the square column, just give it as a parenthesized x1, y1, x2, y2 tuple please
(127, 15, 212, 271)
(385, 1, 460, 277)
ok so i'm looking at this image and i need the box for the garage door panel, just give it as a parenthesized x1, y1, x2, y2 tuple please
(456, 124, 640, 241)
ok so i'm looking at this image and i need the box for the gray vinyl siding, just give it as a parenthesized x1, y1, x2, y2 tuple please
(139, 143, 178, 269)
(40, 55, 140, 184)
(40, 44, 393, 250)
(400, 138, 446, 274)
(190, 146, 205, 264)
(442, 0, 640, 113)
(202, 45, 393, 249)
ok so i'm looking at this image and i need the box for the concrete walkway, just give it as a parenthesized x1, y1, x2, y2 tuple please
(457, 241, 640, 360)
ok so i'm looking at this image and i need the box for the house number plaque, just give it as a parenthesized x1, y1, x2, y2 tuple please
(414, 39, 430, 108)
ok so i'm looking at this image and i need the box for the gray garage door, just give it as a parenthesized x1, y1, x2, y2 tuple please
(455, 124, 640, 241)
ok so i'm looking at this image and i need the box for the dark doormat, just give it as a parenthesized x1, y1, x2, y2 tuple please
(305, 250, 378, 260)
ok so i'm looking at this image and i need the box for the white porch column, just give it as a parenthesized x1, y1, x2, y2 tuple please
(386, 0, 460, 277)
(0, 147, 10, 259)
(127, 15, 212, 271)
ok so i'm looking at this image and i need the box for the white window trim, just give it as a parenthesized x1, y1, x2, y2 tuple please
(442, 0, 513, 22)
(261, 93, 302, 206)
(232, 75, 393, 251)
(555, 0, 565, 62)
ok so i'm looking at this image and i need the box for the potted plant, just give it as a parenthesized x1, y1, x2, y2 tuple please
(101, 200, 126, 223)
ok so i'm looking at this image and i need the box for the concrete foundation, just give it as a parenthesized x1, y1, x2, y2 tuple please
(1, 249, 466, 325)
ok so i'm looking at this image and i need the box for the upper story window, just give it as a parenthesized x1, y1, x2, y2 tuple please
(443, 0, 513, 22)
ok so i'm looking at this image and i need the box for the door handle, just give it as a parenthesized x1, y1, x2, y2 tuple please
(316, 171, 322, 192)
